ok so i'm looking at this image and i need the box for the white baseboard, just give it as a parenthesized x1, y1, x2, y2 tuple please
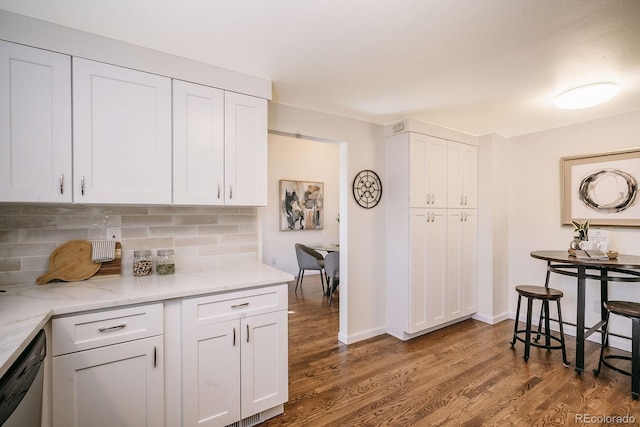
(338, 326, 387, 345)
(472, 311, 509, 325)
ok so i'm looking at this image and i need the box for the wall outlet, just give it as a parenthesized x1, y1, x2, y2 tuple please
(106, 227, 122, 242)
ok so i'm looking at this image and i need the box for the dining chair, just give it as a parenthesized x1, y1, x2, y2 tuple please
(294, 243, 326, 293)
(324, 251, 339, 306)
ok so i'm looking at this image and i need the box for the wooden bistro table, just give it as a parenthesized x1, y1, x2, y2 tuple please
(530, 250, 640, 374)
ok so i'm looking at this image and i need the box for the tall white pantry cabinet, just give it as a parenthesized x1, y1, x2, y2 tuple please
(386, 131, 478, 340)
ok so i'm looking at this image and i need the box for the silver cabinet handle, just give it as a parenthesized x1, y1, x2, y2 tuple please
(229, 184, 233, 199)
(431, 194, 435, 204)
(233, 327, 236, 346)
(81, 176, 85, 196)
(464, 195, 468, 205)
(231, 302, 249, 309)
(246, 324, 249, 343)
(98, 323, 126, 332)
(217, 183, 221, 199)
(426, 194, 430, 204)
(59, 174, 64, 195)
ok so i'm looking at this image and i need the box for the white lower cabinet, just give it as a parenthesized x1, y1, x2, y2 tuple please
(409, 209, 447, 332)
(181, 285, 288, 427)
(49, 286, 288, 427)
(51, 304, 164, 427)
(447, 209, 478, 319)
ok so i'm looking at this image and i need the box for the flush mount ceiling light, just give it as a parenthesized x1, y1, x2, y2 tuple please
(555, 82, 619, 109)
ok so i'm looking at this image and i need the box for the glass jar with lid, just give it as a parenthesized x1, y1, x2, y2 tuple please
(133, 250, 153, 276)
(156, 248, 175, 275)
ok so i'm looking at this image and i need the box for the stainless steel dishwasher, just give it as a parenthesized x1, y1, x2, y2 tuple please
(0, 329, 46, 427)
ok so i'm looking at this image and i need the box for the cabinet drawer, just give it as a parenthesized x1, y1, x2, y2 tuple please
(52, 303, 163, 356)
(182, 285, 287, 326)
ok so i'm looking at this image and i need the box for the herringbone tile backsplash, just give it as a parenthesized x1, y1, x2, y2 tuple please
(0, 204, 258, 285)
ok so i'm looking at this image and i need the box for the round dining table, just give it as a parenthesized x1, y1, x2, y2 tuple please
(530, 250, 640, 373)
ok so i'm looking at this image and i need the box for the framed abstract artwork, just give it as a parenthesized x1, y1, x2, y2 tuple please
(279, 180, 324, 231)
(561, 148, 640, 227)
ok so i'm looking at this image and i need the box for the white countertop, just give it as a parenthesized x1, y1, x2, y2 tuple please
(0, 263, 293, 377)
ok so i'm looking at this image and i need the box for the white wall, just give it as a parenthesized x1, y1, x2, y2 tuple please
(506, 109, 640, 350)
(261, 133, 340, 275)
(476, 133, 511, 324)
(268, 103, 387, 344)
(0, 10, 270, 99)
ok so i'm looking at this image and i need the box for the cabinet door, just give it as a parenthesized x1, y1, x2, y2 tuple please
(0, 41, 72, 202)
(72, 58, 171, 204)
(409, 209, 447, 332)
(224, 92, 267, 206)
(447, 141, 477, 208)
(173, 80, 225, 205)
(240, 310, 288, 418)
(182, 319, 241, 427)
(461, 210, 478, 315)
(410, 134, 446, 208)
(447, 209, 478, 319)
(52, 335, 164, 427)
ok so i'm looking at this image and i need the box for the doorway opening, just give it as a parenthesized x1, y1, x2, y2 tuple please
(261, 130, 347, 339)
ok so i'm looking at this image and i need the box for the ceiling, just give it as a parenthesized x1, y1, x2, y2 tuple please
(1, 0, 639, 137)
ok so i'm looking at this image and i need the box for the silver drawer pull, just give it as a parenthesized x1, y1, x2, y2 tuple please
(98, 323, 126, 332)
(231, 302, 249, 309)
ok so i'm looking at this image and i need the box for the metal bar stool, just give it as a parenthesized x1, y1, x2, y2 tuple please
(510, 285, 569, 366)
(593, 300, 640, 399)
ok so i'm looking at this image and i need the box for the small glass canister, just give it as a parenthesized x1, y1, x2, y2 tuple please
(156, 248, 175, 275)
(133, 250, 153, 276)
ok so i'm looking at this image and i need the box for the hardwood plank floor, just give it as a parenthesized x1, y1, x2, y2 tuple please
(262, 274, 639, 426)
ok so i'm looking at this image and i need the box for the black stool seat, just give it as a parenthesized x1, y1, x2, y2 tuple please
(594, 300, 640, 399)
(511, 285, 569, 366)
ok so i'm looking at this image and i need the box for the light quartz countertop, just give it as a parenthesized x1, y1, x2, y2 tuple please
(0, 263, 293, 377)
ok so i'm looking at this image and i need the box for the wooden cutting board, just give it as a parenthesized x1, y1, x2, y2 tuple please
(36, 240, 102, 285)
(94, 242, 122, 279)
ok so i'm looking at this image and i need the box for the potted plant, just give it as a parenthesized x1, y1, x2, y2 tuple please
(570, 219, 590, 249)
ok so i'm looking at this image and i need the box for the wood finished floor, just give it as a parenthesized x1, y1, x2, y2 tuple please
(261, 274, 639, 426)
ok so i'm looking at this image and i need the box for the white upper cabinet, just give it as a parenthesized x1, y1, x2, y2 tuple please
(447, 141, 477, 208)
(224, 92, 268, 206)
(2, 40, 269, 206)
(172, 80, 225, 205)
(72, 58, 172, 204)
(173, 82, 268, 206)
(0, 41, 72, 202)
(410, 134, 447, 208)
